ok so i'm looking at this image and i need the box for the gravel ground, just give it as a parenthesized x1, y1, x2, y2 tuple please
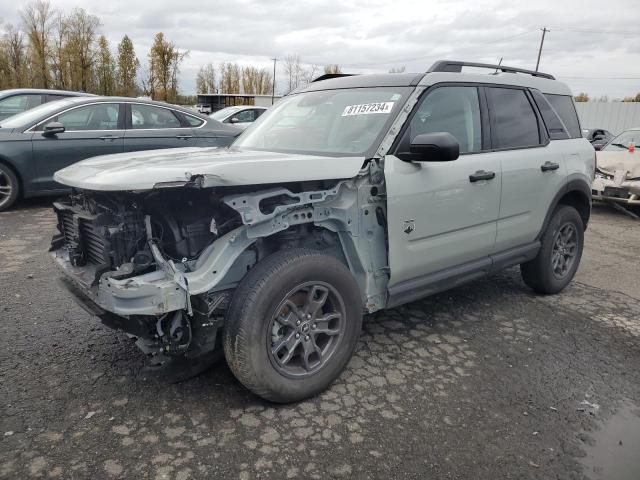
(1, 199, 639, 480)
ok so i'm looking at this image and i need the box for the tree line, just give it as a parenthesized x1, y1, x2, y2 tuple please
(0, 0, 188, 102)
(574, 92, 640, 102)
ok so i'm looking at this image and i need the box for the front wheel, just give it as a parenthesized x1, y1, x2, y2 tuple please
(0, 163, 19, 212)
(521, 205, 584, 294)
(223, 249, 363, 403)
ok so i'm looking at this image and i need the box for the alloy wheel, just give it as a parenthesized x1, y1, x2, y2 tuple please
(267, 281, 346, 378)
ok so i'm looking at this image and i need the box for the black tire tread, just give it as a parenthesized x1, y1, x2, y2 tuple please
(223, 248, 362, 402)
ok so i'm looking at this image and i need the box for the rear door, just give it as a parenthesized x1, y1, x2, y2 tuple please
(385, 85, 501, 287)
(486, 87, 567, 252)
(31, 102, 125, 191)
(124, 103, 196, 151)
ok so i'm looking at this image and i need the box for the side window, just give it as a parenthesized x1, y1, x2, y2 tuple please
(130, 105, 182, 129)
(45, 94, 68, 103)
(410, 86, 482, 153)
(0, 94, 42, 116)
(487, 88, 541, 149)
(183, 114, 204, 127)
(530, 89, 569, 140)
(544, 94, 581, 138)
(255, 109, 266, 118)
(235, 109, 257, 123)
(56, 104, 120, 131)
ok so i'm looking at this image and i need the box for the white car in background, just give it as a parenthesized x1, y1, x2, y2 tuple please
(210, 106, 267, 130)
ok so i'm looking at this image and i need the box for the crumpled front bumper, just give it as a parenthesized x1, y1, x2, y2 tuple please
(51, 248, 187, 317)
(592, 177, 640, 205)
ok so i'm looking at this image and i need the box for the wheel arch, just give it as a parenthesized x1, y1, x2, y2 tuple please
(537, 177, 591, 240)
(0, 156, 23, 198)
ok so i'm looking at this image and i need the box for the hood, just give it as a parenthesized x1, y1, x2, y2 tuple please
(596, 150, 640, 179)
(54, 147, 366, 191)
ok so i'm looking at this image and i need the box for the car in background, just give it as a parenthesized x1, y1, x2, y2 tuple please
(0, 96, 241, 211)
(582, 128, 614, 151)
(0, 88, 91, 121)
(210, 106, 267, 130)
(592, 128, 640, 206)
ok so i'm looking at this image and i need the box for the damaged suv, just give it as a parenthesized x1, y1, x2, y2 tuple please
(50, 61, 594, 402)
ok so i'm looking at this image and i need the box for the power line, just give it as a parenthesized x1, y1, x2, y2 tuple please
(338, 29, 539, 68)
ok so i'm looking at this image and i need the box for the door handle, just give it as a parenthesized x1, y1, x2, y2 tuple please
(99, 135, 120, 141)
(469, 170, 496, 182)
(541, 161, 560, 172)
(175, 135, 193, 140)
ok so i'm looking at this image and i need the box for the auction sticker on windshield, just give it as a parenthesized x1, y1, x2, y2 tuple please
(342, 102, 394, 116)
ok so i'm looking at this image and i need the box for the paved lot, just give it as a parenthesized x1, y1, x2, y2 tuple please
(1, 200, 639, 480)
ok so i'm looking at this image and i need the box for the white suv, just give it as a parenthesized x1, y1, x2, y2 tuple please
(50, 60, 595, 402)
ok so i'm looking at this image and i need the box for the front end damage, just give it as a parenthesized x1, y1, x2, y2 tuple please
(50, 164, 389, 371)
(592, 150, 640, 206)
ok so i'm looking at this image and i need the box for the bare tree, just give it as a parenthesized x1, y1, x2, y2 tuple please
(95, 35, 115, 95)
(196, 63, 216, 93)
(2, 24, 29, 87)
(283, 54, 303, 93)
(64, 8, 100, 92)
(324, 64, 342, 75)
(300, 63, 321, 84)
(219, 62, 240, 93)
(21, 0, 54, 88)
(147, 32, 188, 102)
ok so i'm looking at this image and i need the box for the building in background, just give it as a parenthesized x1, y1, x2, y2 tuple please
(575, 102, 640, 135)
(196, 93, 281, 114)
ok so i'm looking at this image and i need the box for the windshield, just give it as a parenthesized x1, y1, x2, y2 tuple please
(210, 106, 241, 121)
(233, 87, 410, 156)
(0, 98, 77, 129)
(603, 130, 640, 151)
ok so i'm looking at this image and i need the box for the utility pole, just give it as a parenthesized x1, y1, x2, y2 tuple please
(271, 58, 277, 105)
(535, 27, 549, 72)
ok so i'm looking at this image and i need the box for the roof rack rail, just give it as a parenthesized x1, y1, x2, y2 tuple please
(428, 60, 555, 80)
(312, 73, 356, 83)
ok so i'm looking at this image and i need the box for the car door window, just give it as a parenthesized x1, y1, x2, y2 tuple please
(130, 105, 182, 129)
(233, 109, 256, 123)
(183, 114, 204, 127)
(56, 104, 120, 131)
(0, 94, 42, 116)
(544, 94, 581, 138)
(487, 88, 541, 149)
(410, 86, 482, 153)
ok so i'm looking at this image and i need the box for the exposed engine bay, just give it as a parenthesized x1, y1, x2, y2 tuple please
(50, 171, 389, 368)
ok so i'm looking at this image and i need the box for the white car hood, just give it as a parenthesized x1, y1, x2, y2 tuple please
(54, 147, 366, 191)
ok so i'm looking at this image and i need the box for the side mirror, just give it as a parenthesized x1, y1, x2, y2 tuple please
(408, 132, 460, 162)
(229, 117, 240, 124)
(43, 122, 65, 136)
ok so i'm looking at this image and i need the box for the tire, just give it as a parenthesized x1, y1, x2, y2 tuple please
(521, 205, 584, 294)
(0, 163, 19, 212)
(223, 248, 363, 403)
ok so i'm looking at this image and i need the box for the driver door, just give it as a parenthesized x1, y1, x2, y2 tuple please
(31, 103, 125, 191)
(385, 85, 501, 293)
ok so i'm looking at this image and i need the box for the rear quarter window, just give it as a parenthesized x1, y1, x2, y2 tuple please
(530, 90, 570, 140)
(544, 94, 581, 138)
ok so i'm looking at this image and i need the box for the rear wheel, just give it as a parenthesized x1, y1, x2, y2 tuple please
(0, 163, 19, 212)
(223, 249, 363, 403)
(521, 205, 584, 294)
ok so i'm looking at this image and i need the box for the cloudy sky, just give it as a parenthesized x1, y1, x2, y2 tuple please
(1, 0, 639, 98)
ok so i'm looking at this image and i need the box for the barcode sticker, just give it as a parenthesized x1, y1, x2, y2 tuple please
(342, 102, 394, 116)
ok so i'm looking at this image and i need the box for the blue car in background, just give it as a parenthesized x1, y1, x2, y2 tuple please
(0, 96, 241, 211)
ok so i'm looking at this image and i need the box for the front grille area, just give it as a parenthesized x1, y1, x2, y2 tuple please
(53, 201, 146, 271)
(55, 206, 108, 267)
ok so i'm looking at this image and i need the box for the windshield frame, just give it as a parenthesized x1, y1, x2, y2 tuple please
(603, 129, 640, 151)
(232, 86, 413, 158)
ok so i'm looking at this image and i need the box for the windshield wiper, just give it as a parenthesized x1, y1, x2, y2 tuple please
(609, 143, 629, 149)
